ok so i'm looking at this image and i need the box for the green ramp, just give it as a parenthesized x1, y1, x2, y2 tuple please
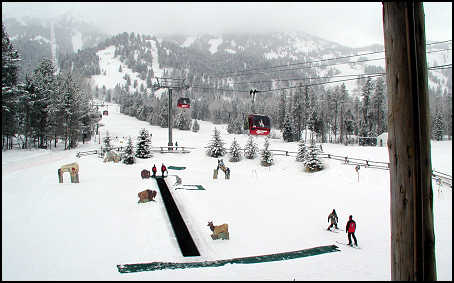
(117, 244, 340, 273)
(168, 166, 186, 170)
(175, 185, 205, 190)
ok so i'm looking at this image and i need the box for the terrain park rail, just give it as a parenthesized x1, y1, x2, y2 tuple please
(117, 244, 340, 273)
(155, 176, 200, 257)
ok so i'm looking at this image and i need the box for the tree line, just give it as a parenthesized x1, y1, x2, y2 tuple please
(2, 24, 99, 150)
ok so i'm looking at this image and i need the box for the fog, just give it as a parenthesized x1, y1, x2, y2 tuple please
(2, 2, 452, 48)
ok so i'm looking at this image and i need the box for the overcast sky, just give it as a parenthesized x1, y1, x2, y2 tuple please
(2, 2, 452, 47)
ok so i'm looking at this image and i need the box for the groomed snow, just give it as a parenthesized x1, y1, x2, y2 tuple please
(2, 102, 452, 280)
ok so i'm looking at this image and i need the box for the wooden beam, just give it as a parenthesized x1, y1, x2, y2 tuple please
(382, 2, 436, 280)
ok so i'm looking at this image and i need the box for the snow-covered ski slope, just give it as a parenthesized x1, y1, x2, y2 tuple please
(2, 102, 452, 280)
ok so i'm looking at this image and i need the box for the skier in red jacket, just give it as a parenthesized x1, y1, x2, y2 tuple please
(345, 215, 358, 246)
(161, 163, 167, 177)
(152, 164, 157, 178)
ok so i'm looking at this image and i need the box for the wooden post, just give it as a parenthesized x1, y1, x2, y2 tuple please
(383, 2, 436, 280)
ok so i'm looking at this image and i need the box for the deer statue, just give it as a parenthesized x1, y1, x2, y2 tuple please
(207, 221, 229, 240)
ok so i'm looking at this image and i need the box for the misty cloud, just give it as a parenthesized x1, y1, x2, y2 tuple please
(2, 2, 452, 48)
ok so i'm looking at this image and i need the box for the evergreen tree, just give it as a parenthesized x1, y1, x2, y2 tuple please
(303, 142, 324, 172)
(432, 111, 444, 141)
(2, 23, 24, 149)
(361, 77, 374, 134)
(16, 75, 34, 149)
(292, 86, 303, 141)
(282, 112, 294, 142)
(244, 135, 258, 159)
(175, 110, 191, 130)
(30, 58, 57, 148)
(278, 90, 286, 130)
(159, 96, 169, 128)
(206, 127, 226, 158)
(260, 136, 273, 166)
(296, 139, 307, 162)
(372, 77, 386, 135)
(227, 117, 235, 134)
(229, 137, 242, 162)
(58, 72, 88, 149)
(227, 115, 244, 134)
(122, 136, 135, 164)
(135, 128, 153, 158)
(192, 119, 200, 132)
(336, 83, 346, 143)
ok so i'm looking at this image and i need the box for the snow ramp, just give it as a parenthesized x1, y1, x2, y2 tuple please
(117, 245, 340, 273)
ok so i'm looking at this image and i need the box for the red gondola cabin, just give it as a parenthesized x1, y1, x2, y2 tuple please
(248, 114, 270, 135)
(177, 97, 190, 108)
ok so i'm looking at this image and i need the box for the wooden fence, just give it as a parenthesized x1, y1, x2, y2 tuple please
(76, 145, 451, 188)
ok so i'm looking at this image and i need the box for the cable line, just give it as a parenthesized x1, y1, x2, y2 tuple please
(187, 64, 451, 94)
(211, 48, 451, 79)
(209, 40, 452, 78)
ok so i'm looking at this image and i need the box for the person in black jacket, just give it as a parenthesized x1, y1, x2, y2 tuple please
(327, 209, 338, 230)
(345, 215, 358, 246)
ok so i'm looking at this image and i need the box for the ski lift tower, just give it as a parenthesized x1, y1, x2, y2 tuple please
(153, 77, 190, 148)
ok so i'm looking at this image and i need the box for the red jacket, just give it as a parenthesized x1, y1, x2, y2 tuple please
(152, 166, 157, 173)
(161, 165, 167, 172)
(346, 220, 356, 233)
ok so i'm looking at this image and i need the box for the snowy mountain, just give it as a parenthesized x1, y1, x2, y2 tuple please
(4, 12, 451, 97)
(3, 13, 109, 80)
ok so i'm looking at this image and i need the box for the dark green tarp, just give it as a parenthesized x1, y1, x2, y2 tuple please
(117, 244, 340, 273)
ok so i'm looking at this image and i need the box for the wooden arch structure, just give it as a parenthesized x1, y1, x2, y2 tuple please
(58, 162, 79, 183)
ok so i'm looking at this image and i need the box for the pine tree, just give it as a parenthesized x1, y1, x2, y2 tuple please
(244, 135, 258, 159)
(229, 138, 242, 162)
(372, 77, 386, 135)
(296, 139, 307, 162)
(192, 119, 200, 132)
(432, 111, 444, 141)
(159, 96, 169, 128)
(206, 127, 226, 158)
(227, 117, 235, 134)
(135, 128, 152, 158)
(303, 141, 324, 172)
(292, 86, 303, 141)
(122, 136, 135, 164)
(361, 77, 374, 134)
(30, 58, 57, 148)
(260, 136, 273, 166)
(282, 113, 294, 142)
(175, 110, 191, 130)
(278, 90, 286, 130)
(59, 72, 86, 149)
(2, 23, 25, 149)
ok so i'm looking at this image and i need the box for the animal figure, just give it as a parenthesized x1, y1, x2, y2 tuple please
(213, 159, 230, 179)
(141, 169, 150, 179)
(138, 189, 157, 203)
(103, 151, 120, 163)
(207, 221, 229, 240)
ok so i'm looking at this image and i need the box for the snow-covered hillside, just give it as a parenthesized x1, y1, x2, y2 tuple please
(2, 102, 451, 280)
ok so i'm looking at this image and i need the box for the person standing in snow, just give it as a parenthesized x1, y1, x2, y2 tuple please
(327, 209, 338, 230)
(345, 215, 358, 246)
(152, 164, 157, 178)
(161, 163, 167, 177)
